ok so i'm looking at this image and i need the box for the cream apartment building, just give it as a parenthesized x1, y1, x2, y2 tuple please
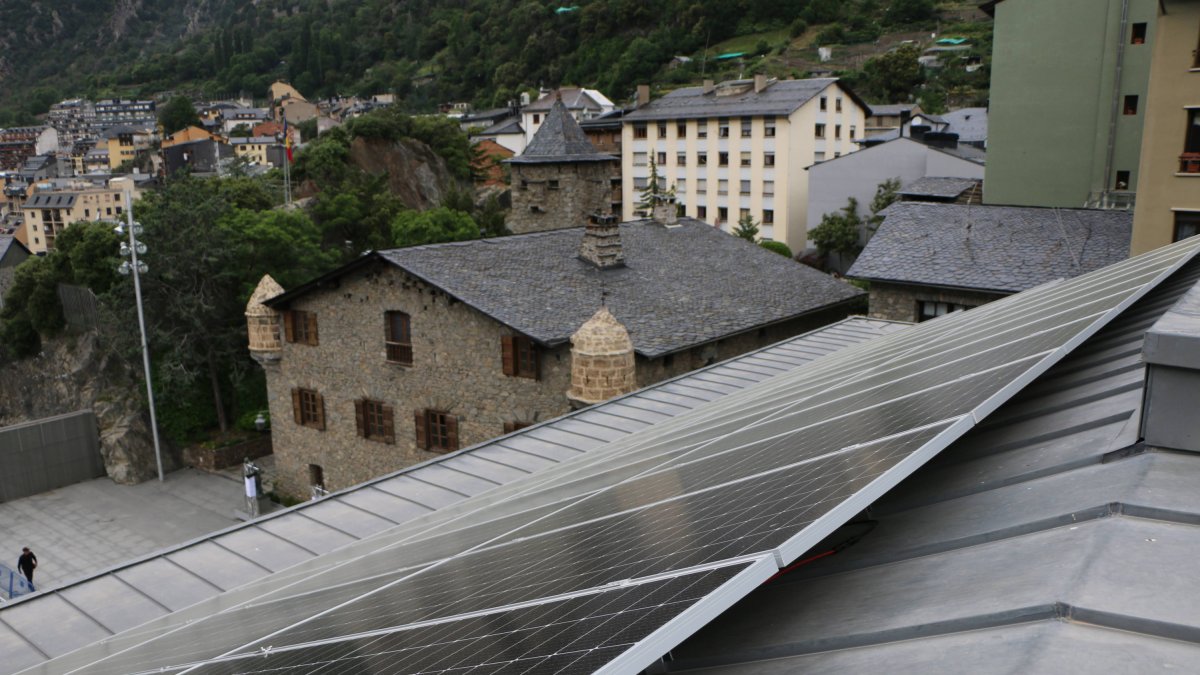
(1130, 0, 1200, 254)
(621, 77, 868, 249)
(21, 181, 133, 253)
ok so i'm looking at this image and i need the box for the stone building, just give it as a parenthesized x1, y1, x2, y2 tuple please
(506, 98, 617, 235)
(250, 214, 864, 498)
(848, 202, 1133, 322)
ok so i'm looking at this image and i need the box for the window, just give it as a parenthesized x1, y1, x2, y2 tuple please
(1182, 110, 1200, 173)
(1131, 22, 1146, 44)
(741, 119, 753, 138)
(850, 125, 856, 140)
(385, 311, 412, 365)
(415, 409, 458, 453)
(918, 300, 974, 322)
(763, 180, 774, 196)
(764, 116, 776, 137)
(718, 152, 729, 166)
(633, 125, 647, 139)
(291, 388, 325, 430)
(657, 151, 667, 165)
(697, 152, 708, 166)
(835, 124, 842, 139)
(657, 123, 667, 138)
(764, 153, 775, 167)
(633, 152, 648, 166)
(740, 151, 752, 167)
(740, 179, 751, 195)
(1123, 95, 1138, 115)
(819, 96, 827, 112)
(677, 123, 687, 137)
(739, 208, 750, 219)
(836, 98, 843, 113)
(697, 205, 707, 219)
(1114, 170, 1131, 190)
(814, 151, 826, 162)
(763, 209, 774, 224)
(502, 335, 539, 379)
(815, 123, 826, 138)
(284, 310, 319, 346)
(308, 464, 325, 492)
(698, 121, 708, 138)
(633, 176, 649, 189)
(533, 114, 540, 124)
(719, 118, 730, 137)
(1176, 211, 1200, 242)
(718, 206, 728, 222)
(697, 178, 707, 191)
(718, 179, 729, 195)
(677, 152, 687, 165)
(548, 179, 559, 190)
(355, 399, 395, 443)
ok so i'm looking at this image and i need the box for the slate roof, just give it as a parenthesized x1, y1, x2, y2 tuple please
(624, 78, 867, 122)
(867, 103, 919, 117)
(940, 106, 989, 143)
(523, 88, 612, 112)
(507, 98, 616, 164)
(478, 116, 523, 136)
(0, 317, 907, 675)
(667, 257, 1200, 673)
(848, 202, 1132, 293)
(898, 176, 979, 199)
(861, 130, 986, 165)
(271, 220, 864, 358)
(22, 193, 77, 209)
(0, 234, 29, 261)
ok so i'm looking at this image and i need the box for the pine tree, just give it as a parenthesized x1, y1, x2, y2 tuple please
(733, 212, 760, 241)
(636, 157, 675, 215)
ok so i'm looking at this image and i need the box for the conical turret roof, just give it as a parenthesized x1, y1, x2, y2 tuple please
(245, 274, 285, 317)
(509, 98, 617, 164)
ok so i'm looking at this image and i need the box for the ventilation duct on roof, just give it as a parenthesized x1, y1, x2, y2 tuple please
(1140, 280, 1200, 452)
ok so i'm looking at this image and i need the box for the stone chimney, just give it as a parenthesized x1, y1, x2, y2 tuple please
(579, 213, 625, 268)
(246, 274, 285, 365)
(651, 193, 679, 227)
(567, 307, 637, 408)
(637, 85, 651, 107)
(703, 79, 715, 95)
(754, 74, 768, 93)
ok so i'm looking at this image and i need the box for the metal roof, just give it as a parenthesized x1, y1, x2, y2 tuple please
(623, 78, 867, 122)
(849, 202, 1132, 293)
(666, 257, 1200, 673)
(0, 317, 906, 675)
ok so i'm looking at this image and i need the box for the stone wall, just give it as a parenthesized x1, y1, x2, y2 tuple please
(868, 281, 1006, 323)
(508, 162, 614, 234)
(265, 261, 577, 497)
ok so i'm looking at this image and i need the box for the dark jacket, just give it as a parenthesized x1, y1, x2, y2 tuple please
(17, 551, 36, 575)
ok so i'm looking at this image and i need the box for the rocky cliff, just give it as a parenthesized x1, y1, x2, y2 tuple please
(345, 136, 473, 210)
(0, 332, 174, 484)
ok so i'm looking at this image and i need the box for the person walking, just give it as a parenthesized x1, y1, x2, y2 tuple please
(17, 547, 36, 590)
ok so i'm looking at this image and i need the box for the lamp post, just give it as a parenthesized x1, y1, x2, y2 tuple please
(116, 191, 165, 482)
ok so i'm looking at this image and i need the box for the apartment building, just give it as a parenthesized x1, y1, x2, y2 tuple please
(21, 181, 129, 253)
(1130, 0, 1200, 254)
(93, 99, 156, 130)
(621, 77, 868, 250)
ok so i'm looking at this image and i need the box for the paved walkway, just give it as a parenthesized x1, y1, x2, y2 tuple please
(0, 468, 245, 593)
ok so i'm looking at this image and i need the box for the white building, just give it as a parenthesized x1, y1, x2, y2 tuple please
(521, 88, 615, 146)
(622, 77, 869, 250)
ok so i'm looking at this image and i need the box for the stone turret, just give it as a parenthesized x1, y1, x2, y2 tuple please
(579, 213, 624, 268)
(246, 274, 284, 364)
(567, 307, 637, 408)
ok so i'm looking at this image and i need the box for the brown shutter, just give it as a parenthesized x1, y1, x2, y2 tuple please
(501, 335, 515, 376)
(382, 405, 395, 444)
(445, 414, 459, 452)
(284, 311, 295, 343)
(306, 312, 319, 346)
(315, 393, 326, 430)
(291, 389, 302, 424)
(414, 410, 428, 450)
(354, 400, 365, 438)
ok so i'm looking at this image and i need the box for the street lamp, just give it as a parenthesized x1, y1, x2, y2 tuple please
(115, 191, 165, 482)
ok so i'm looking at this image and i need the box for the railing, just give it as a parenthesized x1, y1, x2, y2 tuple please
(1179, 153, 1200, 174)
(0, 563, 34, 600)
(1085, 190, 1136, 210)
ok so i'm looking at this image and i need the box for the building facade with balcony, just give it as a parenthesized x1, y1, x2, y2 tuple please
(621, 77, 868, 251)
(20, 181, 129, 253)
(1130, 0, 1200, 254)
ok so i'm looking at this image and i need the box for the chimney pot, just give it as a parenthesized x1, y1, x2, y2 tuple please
(637, 85, 650, 107)
(580, 212, 625, 269)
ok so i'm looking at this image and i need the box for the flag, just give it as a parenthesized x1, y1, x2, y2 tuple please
(283, 117, 293, 163)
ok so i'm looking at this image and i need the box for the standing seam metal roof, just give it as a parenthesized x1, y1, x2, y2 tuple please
(623, 79, 845, 122)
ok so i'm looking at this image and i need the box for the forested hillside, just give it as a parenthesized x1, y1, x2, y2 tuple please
(0, 0, 989, 123)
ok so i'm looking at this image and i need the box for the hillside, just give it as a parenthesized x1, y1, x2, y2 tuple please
(0, 0, 991, 124)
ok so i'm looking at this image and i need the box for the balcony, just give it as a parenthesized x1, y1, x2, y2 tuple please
(1180, 153, 1200, 174)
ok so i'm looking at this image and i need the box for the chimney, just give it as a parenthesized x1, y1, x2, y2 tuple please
(651, 193, 679, 227)
(702, 79, 715, 95)
(579, 213, 625, 269)
(1140, 282, 1200, 452)
(899, 108, 912, 136)
(754, 74, 767, 93)
(637, 85, 651, 107)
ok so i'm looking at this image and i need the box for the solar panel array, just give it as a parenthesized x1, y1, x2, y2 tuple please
(32, 238, 1200, 675)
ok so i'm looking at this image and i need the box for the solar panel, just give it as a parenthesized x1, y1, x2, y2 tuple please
(35, 238, 1200, 675)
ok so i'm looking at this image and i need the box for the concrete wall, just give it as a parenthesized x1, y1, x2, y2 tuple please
(0, 411, 103, 502)
(985, 0, 1156, 207)
(1130, 0, 1200, 255)
(509, 161, 614, 233)
(867, 281, 1006, 323)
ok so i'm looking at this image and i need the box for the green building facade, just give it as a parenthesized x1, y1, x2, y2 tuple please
(984, 0, 1157, 208)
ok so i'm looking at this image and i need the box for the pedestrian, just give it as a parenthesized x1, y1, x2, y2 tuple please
(17, 547, 36, 590)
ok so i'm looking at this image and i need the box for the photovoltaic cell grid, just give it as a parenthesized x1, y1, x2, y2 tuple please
(38, 238, 1200, 675)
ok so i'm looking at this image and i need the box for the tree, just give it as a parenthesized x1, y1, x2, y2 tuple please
(867, 178, 901, 232)
(391, 207, 480, 248)
(636, 158, 675, 214)
(810, 196, 864, 260)
(760, 240, 793, 257)
(856, 44, 924, 103)
(229, 123, 253, 138)
(158, 95, 202, 135)
(732, 212, 760, 242)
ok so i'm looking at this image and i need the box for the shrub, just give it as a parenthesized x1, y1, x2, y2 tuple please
(789, 18, 808, 38)
(759, 240, 794, 258)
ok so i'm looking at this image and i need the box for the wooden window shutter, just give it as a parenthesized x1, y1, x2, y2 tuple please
(306, 312, 319, 346)
(414, 410, 428, 450)
(284, 311, 295, 342)
(382, 405, 395, 444)
(501, 335, 516, 376)
(315, 393, 326, 430)
(354, 400, 365, 437)
(291, 389, 302, 424)
(446, 414, 459, 452)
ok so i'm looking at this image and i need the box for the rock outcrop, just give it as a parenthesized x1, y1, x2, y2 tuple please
(345, 136, 472, 210)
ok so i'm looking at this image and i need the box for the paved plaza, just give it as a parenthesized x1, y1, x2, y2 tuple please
(0, 468, 248, 593)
